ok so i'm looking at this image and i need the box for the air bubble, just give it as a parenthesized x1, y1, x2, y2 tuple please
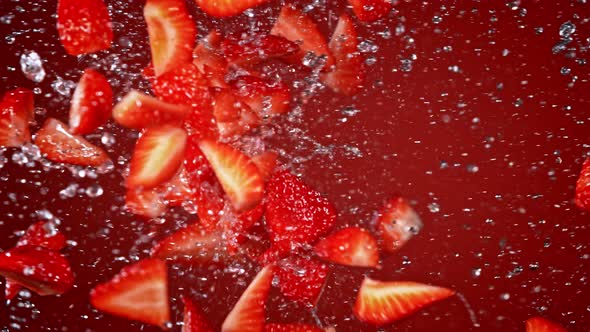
(20, 50, 46, 83)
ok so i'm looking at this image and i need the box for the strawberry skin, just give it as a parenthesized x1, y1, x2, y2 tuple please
(34, 118, 111, 167)
(314, 227, 379, 268)
(183, 296, 214, 332)
(150, 223, 227, 263)
(230, 76, 291, 117)
(222, 264, 275, 332)
(193, 30, 229, 88)
(195, 0, 271, 18)
(348, 0, 393, 22)
(198, 139, 264, 212)
(265, 324, 323, 332)
(17, 221, 67, 251)
(265, 171, 336, 252)
(113, 90, 191, 129)
(374, 197, 423, 253)
(90, 258, 170, 327)
(575, 158, 590, 211)
(57, 0, 112, 55)
(276, 256, 329, 307)
(251, 151, 278, 181)
(144, 0, 196, 76)
(127, 126, 187, 189)
(151, 63, 211, 109)
(353, 278, 455, 325)
(221, 34, 300, 66)
(0, 88, 34, 147)
(0, 246, 74, 296)
(69, 69, 113, 134)
(525, 317, 567, 332)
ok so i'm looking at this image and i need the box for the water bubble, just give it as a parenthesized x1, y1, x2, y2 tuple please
(560, 67, 571, 75)
(358, 40, 378, 53)
(552, 39, 571, 54)
(20, 50, 46, 83)
(428, 202, 440, 213)
(59, 183, 79, 199)
(400, 59, 413, 72)
(432, 15, 443, 24)
(101, 132, 116, 146)
(0, 14, 14, 24)
(534, 27, 544, 35)
(472, 268, 482, 278)
(51, 77, 76, 96)
(500, 293, 510, 300)
(395, 24, 405, 36)
(559, 21, 576, 38)
(85, 184, 104, 197)
(467, 164, 479, 173)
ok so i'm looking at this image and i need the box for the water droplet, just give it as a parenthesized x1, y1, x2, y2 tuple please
(85, 184, 104, 197)
(101, 132, 116, 146)
(500, 293, 510, 300)
(432, 15, 443, 24)
(19, 50, 46, 83)
(472, 268, 482, 278)
(358, 40, 378, 53)
(51, 77, 76, 96)
(400, 59, 413, 72)
(467, 164, 479, 173)
(560, 66, 571, 75)
(428, 202, 440, 213)
(59, 183, 79, 199)
(559, 21, 576, 38)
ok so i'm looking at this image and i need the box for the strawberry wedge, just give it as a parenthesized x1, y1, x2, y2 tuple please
(221, 34, 300, 66)
(127, 126, 187, 189)
(265, 323, 324, 332)
(144, 0, 196, 76)
(270, 5, 334, 70)
(69, 69, 113, 134)
(183, 296, 214, 332)
(353, 278, 455, 325)
(222, 265, 274, 332)
(213, 90, 260, 139)
(230, 76, 291, 117)
(0, 88, 34, 147)
(195, 0, 270, 18)
(150, 223, 227, 262)
(34, 118, 111, 167)
(314, 227, 379, 268)
(90, 259, 170, 327)
(525, 317, 567, 332)
(57, 0, 113, 55)
(113, 90, 191, 129)
(198, 139, 264, 212)
(374, 197, 423, 253)
(348, 0, 392, 22)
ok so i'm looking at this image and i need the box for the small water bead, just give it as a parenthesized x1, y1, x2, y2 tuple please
(428, 202, 440, 213)
(432, 15, 442, 24)
(472, 268, 482, 278)
(51, 77, 76, 96)
(20, 50, 46, 83)
(467, 164, 479, 173)
(101, 132, 116, 146)
(85, 184, 104, 197)
(499, 293, 510, 300)
(559, 21, 576, 38)
(400, 59, 413, 72)
(358, 40, 378, 53)
(560, 67, 571, 75)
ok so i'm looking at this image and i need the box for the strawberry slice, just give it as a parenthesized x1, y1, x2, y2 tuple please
(57, 0, 112, 55)
(127, 125, 187, 189)
(230, 76, 291, 117)
(16, 221, 66, 251)
(348, 0, 392, 22)
(0, 88, 34, 147)
(251, 151, 278, 181)
(69, 69, 113, 134)
(150, 223, 227, 262)
(374, 197, 423, 253)
(221, 34, 300, 66)
(270, 5, 334, 70)
(125, 187, 167, 218)
(276, 256, 328, 307)
(194, 0, 270, 18)
(183, 296, 214, 332)
(314, 227, 379, 268)
(213, 90, 261, 138)
(34, 118, 111, 167)
(113, 90, 191, 129)
(353, 278, 455, 325)
(221, 264, 274, 332)
(198, 139, 264, 212)
(90, 258, 170, 327)
(193, 30, 229, 88)
(265, 324, 323, 332)
(321, 14, 366, 96)
(525, 317, 567, 332)
(265, 171, 336, 252)
(0, 246, 74, 296)
(144, 0, 196, 76)
(575, 158, 590, 211)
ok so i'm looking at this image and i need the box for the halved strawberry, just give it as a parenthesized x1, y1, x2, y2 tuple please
(213, 90, 261, 138)
(276, 256, 328, 307)
(575, 158, 590, 211)
(125, 187, 167, 218)
(57, 0, 112, 55)
(112, 90, 191, 129)
(90, 258, 170, 327)
(270, 5, 334, 69)
(265, 323, 323, 332)
(314, 227, 379, 268)
(0, 88, 34, 147)
(265, 171, 336, 252)
(353, 278, 455, 325)
(69, 69, 113, 134)
(127, 125, 187, 189)
(183, 296, 214, 332)
(230, 76, 290, 117)
(198, 139, 264, 212)
(374, 197, 423, 253)
(193, 30, 229, 88)
(348, 0, 392, 22)
(34, 118, 111, 167)
(221, 264, 274, 332)
(194, 0, 270, 18)
(144, 0, 196, 76)
(321, 14, 366, 96)
(16, 221, 66, 251)
(150, 223, 227, 263)
(0, 246, 74, 296)
(251, 151, 278, 181)
(525, 317, 567, 332)
(221, 34, 300, 66)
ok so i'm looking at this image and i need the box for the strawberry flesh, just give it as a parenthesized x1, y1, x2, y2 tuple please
(125, 187, 167, 218)
(251, 151, 278, 181)
(16, 221, 66, 251)
(526, 317, 567, 332)
(348, 0, 392, 22)
(265, 323, 324, 332)
(221, 33, 300, 66)
(276, 256, 329, 307)
(575, 158, 590, 211)
(230, 75, 291, 118)
(69, 69, 113, 134)
(0, 88, 34, 147)
(193, 30, 229, 88)
(194, 0, 271, 18)
(183, 296, 214, 332)
(314, 227, 379, 268)
(150, 223, 228, 263)
(213, 89, 261, 138)
(113, 90, 191, 129)
(57, 0, 113, 55)
(374, 197, 423, 253)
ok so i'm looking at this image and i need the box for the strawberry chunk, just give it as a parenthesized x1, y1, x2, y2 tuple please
(150, 63, 211, 109)
(348, 0, 392, 22)
(265, 171, 336, 252)
(69, 69, 113, 134)
(221, 34, 300, 66)
(321, 14, 366, 96)
(125, 187, 167, 218)
(193, 30, 229, 88)
(194, 0, 270, 18)
(183, 296, 214, 332)
(270, 5, 334, 70)
(90, 258, 170, 327)
(150, 223, 227, 263)
(353, 278, 455, 325)
(160, 169, 193, 206)
(0, 246, 74, 296)
(16, 221, 66, 251)
(127, 126, 187, 189)
(213, 90, 261, 139)
(230, 76, 291, 118)
(221, 264, 274, 332)
(526, 317, 567, 332)
(575, 158, 590, 211)
(276, 256, 329, 307)
(57, 0, 112, 55)
(251, 151, 278, 181)
(314, 227, 379, 268)
(144, 0, 196, 76)
(198, 139, 264, 212)
(113, 90, 191, 129)
(34, 118, 111, 167)
(374, 197, 423, 253)
(265, 324, 323, 332)
(0, 88, 34, 147)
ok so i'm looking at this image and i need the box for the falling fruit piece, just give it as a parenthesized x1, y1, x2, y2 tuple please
(57, 0, 113, 55)
(182, 296, 215, 332)
(0, 88, 34, 147)
(348, 0, 393, 22)
(314, 227, 379, 268)
(374, 197, 423, 253)
(194, 0, 271, 18)
(113, 90, 191, 129)
(69, 68, 113, 135)
(525, 317, 567, 332)
(151, 223, 227, 263)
